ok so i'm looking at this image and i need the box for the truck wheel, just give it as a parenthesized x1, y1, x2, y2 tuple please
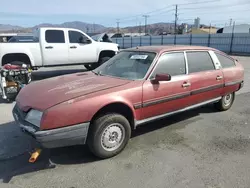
(84, 56, 111, 71)
(87, 113, 131, 159)
(99, 56, 110, 65)
(214, 92, 235, 111)
(84, 64, 98, 71)
(8, 61, 33, 69)
(9, 61, 25, 66)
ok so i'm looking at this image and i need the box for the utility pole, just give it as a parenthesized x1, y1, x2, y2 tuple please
(116, 19, 120, 34)
(142, 15, 149, 35)
(229, 21, 236, 54)
(232, 21, 236, 33)
(93, 23, 95, 33)
(139, 22, 142, 34)
(230, 18, 232, 26)
(174, 4, 178, 34)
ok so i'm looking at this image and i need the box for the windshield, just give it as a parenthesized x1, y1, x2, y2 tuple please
(93, 51, 156, 80)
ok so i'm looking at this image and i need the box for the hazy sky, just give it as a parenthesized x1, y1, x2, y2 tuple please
(0, 0, 250, 27)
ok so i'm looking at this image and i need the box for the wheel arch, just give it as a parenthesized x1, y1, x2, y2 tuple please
(1, 53, 33, 66)
(90, 101, 136, 130)
(98, 50, 116, 61)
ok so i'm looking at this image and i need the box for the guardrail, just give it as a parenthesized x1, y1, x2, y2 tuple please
(113, 33, 250, 55)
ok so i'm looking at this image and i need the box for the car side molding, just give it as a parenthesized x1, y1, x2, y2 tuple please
(135, 97, 222, 127)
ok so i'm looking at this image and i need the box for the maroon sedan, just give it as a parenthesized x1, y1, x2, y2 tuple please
(13, 45, 244, 158)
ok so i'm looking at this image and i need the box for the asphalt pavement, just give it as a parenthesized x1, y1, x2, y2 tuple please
(0, 57, 250, 188)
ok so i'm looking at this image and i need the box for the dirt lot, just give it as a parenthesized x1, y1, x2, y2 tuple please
(0, 56, 250, 188)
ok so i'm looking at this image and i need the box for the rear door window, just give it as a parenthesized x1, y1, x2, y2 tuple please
(45, 30, 65, 43)
(215, 53, 235, 68)
(151, 52, 186, 77)
(186, 51, 215, 73)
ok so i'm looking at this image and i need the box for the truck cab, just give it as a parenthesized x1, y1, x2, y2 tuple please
(0, 27, 119, 70)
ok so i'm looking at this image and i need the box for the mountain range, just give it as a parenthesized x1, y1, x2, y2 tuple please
(0, 21, 192, 35)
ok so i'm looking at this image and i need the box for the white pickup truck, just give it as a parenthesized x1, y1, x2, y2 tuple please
(0, 27, 119, 70)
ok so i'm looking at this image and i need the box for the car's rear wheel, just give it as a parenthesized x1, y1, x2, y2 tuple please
(214, 92, 235, 111)
(87, 113, 131, 159)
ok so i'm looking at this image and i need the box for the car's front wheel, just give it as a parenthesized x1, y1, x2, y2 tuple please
(87, 113, 131, 159)
(214, 92, 235, 111)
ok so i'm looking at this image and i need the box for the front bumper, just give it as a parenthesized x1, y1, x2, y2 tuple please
(12, 105, 90, 148)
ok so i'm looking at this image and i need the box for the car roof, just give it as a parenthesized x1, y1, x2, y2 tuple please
(124, 45, 221, 54)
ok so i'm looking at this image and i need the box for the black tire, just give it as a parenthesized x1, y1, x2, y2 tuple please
(84, 56, 111, 71)
(99, 56, 111, 64)
(84, 63, 99, 71)
(8, 61, 33, 70)
(214, 92, 235, 111)
(87, 113, 131, 159)
(9, 61, 25, 66)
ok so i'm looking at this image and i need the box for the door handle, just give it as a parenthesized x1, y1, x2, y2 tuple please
(70, 46, 77, 49)
(182, 82, 191, 88)
(216, 75, 223, 80)
(45, 46, 53, 49)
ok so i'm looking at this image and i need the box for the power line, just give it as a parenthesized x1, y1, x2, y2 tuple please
(118, 5, 174, 21)
(178, 0, 219, 6)
(179, 8, 250, 15)
(179, 1, 250, 10)
(119, 8, 174, 23)
(116, 0, 220, 27)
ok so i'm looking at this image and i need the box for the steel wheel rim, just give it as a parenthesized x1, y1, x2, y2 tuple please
(223, 94, 232, 107)
(101, 123, 125, 152)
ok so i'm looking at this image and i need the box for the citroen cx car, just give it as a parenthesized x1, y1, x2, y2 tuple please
(13, 45, 244, 158)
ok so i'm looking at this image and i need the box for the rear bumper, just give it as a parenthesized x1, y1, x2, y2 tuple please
(12, 105, 90, 148)
(239, 80, 244, 90)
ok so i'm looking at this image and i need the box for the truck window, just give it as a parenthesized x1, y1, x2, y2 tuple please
(69, 31, 89, 43)
(186, 51, 215, 73)
(45, 30, 65, 43)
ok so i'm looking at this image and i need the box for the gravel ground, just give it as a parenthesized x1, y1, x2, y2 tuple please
(0, 56, 250, 188)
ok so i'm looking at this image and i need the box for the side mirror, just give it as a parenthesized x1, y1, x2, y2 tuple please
(79, 37, 92, 44)
(85, 39, 92, 44)
(150, 73, 171, 83)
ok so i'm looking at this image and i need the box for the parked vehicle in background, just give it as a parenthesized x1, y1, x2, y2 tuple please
(0, 27, 119, 70)
(91, 33, 113, 43)
(13, 45, 244, 159)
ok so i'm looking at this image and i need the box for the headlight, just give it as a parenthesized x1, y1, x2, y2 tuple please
(25, 109, 43, 127)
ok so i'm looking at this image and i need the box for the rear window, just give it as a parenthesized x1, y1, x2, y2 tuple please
(215, 53, 235, 68)
(186, 51, 215, 73)
(45, 30, 65, 43)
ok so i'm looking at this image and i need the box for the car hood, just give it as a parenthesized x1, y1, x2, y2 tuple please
(16, 72, 131, 111)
